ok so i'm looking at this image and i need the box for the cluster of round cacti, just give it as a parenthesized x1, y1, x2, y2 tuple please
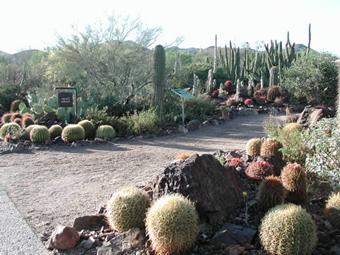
(256, 175, 286, 211)
(49, 125, 63, 139)
(0, 122, 21, 139)
(106, 186, 151, 233)
(78, 120, 95, 139)
(146, 194, 199, 255)
(324, 192, 340, 229)
(281, 163, 307, 204)
(62, 124, 85, 142)
(260, 138, 283, 159)
(259, 203, 317, 255)
(21, 114, 35, 128)
(96, 125, 116, 141)
(1, 113, 12, 124)
(176, 152, 191, 161)
(246, 138, 262, 157)
(245, 161, 274, 181)
(30, 125, 50, 144)
(20, 124, 39, 140)
(228, 157, 243, 168)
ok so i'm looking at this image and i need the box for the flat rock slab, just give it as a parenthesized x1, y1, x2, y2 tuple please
(0, 191, 48, 255)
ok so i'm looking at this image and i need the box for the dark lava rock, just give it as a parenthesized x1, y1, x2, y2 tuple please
(187, 119, 201, 131)
(211, 223, 257, 246)
(152, 154, 242, 225)
(47, 225, 80, 250)
(297, 106, 335, 127)
(73, 215, 109, 231)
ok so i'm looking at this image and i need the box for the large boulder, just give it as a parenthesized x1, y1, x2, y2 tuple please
(152, 154, 242, 225)
(297, 106, 335, 127)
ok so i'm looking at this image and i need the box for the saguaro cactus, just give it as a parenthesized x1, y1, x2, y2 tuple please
(152, 45, 166, 120)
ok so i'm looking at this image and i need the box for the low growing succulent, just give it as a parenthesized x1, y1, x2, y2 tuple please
(246, 138, 262, 157)
(107, 187, 150, 233)
(78, 120, 95, 139)
(0, 122, 21, 139)
(324, 192, 340, 229)
(259, 203, 317, 255)
(281, 163, 307, 204)
(256, 175, 286, 211)
(245, 161, 274, 181)
(30, 125, 50, 144)
(61, 124, 85, 142)
(49, 125, 63, 139)
(146, 194, 199, 255)
(96, 125, 116, 141)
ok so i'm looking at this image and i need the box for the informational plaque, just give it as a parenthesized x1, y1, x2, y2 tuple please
(58, 92, 73, 107)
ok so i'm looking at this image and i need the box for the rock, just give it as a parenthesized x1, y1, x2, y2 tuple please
(225, 245, 246, 255)
(107, 228, 145, 254)
(79, 237, 96, 250)
(187, 119, 201, 131)
(297, 106, 335, 127)
(211, 223, 256, 246)
(152, 154, 242, 224)
(97, 246, 114, 255)
(73, 215, 108, 231)
(47, 225, 80, 250)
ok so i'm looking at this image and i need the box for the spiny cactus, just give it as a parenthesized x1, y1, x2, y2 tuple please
(1, 113, 12, 123)
(324, 192, 340, 229)
(96, 125, 116, 141)
(13, 118, 22, 126)
(61, 124, 85, 142)
(260, 138, 283, 159)
(106, 187, 150, 233)
(49, 125, 63, 139)
(228, 157, 243, 168)
(78, 120, 95, 139)
(152, 45, 166, 120)
(20, 124, 39, 140)
(267, 85, 282, 102)
(281, 163, 307, 204)
(246, 138, 262, 157)
(10, 99, 22, 112)
(259, 203, 317, 255)
(30, 125, 50, 144)
(245, 161, 274, 181)
(176, 152, 191, 161)
(10, 112, 22, 122)
(282, 122, 303, 134)
(146, 194, 199, 255)
(0, 122, 21, 139)
(256, 175, 286, 211)
(269, 66, 279, 86)
(21, 114, 34, 128)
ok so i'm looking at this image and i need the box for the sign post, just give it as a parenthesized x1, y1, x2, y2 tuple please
(55, 87, 77, 118)
(170, 88, 193, 127)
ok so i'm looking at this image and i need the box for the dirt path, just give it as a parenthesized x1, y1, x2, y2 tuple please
(0, 114, 269, 238)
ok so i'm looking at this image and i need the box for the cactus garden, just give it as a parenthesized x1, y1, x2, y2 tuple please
(0, 4, 339, 255)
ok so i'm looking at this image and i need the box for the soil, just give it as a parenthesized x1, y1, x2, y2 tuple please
(0, 114, 271, 239)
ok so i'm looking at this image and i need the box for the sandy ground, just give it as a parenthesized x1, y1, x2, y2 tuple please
(0, 114, 270, 238)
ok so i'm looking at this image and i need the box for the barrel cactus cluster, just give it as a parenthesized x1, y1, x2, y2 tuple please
(96, 125, 116, 141)
(245, 160, 274, 181)
(62, 124, 85, 142)
(260, 138, 283, 158)
(49, 125, 63, 139)
(78, 120, 95, 139)
(30, 125, 50, 144)
(245, 138, 262, 157)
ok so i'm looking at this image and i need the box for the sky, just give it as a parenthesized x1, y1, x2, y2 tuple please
(1, 0, 339, 56)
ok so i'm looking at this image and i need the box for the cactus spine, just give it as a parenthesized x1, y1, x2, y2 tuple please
(152, 45, 166, 121)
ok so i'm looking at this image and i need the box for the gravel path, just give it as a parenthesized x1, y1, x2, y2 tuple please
(0, 114, 269, 238)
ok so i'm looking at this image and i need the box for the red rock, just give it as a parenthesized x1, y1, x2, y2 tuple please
(48, 225, 80, 250)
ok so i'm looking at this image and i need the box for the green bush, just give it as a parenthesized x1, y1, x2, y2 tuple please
(106, 187, 150, 233)
(129, 108, 160, 135)
(259, 203, 317, 255)
(61, 124, 85, 142)
(30, 125, 50, 144)
(282, 53, 338, 104)
(78, 120, 95, 139)
(146, 194, 199, 255)
(0, 83, 22, 111)
(303, 118, 340, 190)
(96, 125, 116, 141)
(0, 122, 21, 139)
(184, 96, 216, 121)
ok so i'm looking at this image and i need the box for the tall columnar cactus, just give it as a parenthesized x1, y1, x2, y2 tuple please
(269, 66, 279, 86)
(259, 204, 317, 255)
(152, 45, 166, 120)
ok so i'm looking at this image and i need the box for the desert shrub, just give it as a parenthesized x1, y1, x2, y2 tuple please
(259, 203, 317, 255)
(324, 192, 340, 229)
(176, 152, 191, 161)
(281, 163, 307, 204)
(107, 187, 150, 233)
(78, 120, 95, 139)
(282, 123, 303, 133)
(245, 161, 275, 181)
(0, 122, 21, 139)
(49, 125, 63, 139)
(184, 96, 216, 121)
(146, 194, 199, 255)
(0, 83, 22, 111)
(282, 53, 338, 104)
(96, 125, 116, 141)
(263, 116, 284, 139)
(245, 138, 262, 157)
(303, 118, 340, 190)
(61, 124, 85, 142)
(129, 108, 160, 135)
(256, 175, 286, 211)
(30, 125, 50, 144)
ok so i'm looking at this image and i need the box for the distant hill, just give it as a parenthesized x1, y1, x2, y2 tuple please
(0, 49, 44, 65)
